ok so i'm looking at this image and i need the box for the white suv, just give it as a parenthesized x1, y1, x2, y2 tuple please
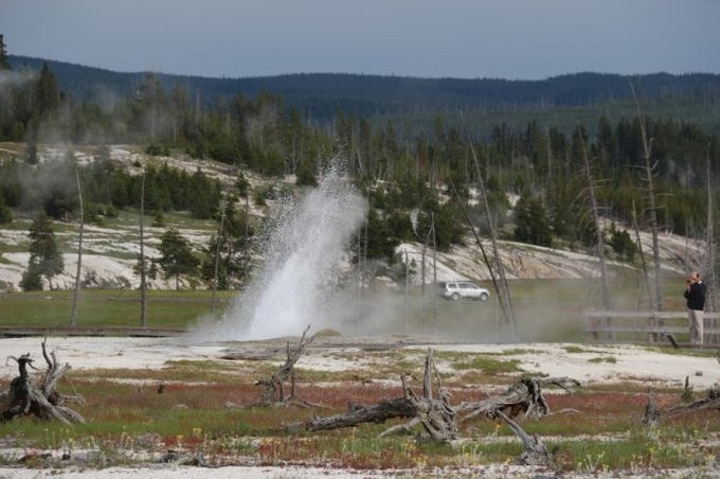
(438, 281, 490, 301)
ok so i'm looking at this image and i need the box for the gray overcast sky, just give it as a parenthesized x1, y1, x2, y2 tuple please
(1, 0, 719, 80)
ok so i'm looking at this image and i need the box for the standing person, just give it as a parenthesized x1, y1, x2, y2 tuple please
(684, 272, 707, 345)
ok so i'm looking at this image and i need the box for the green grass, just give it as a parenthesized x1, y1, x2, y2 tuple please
(450, 355, 524, 375)
(0, 289, 235, 328)
(588, 356, 618, 364)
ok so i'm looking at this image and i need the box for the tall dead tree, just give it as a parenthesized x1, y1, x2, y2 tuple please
(706, 144, 717, 311)
(630, 79, 663, 313)
(579, 133, 611, 312)
(705, 145, 718, 342)
(69, 165, 84, 327)
(139, 170, 148, 327)
(578, 132, 613, 340)
(466, 137, 517, 339)
(211, 200, 226, 312)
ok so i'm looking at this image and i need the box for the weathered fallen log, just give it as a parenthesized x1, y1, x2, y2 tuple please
(306, 398, 416, 431)
(304, 349, 580, 443)
(669, 386, 720, 413)
(1, 339, 85, 424)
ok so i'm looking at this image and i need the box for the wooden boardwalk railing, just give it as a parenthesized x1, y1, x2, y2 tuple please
(584, 310, 720, 346)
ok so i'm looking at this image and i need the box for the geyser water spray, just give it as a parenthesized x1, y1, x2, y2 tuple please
(210, 159, 368, 340)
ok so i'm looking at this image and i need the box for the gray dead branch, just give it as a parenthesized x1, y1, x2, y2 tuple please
(456, 376, 582, 422)
(253, 325, 323, 408)
(497, 410, 554, 465)
(669, 385, 720, 413)
(1, 338, 85, 424)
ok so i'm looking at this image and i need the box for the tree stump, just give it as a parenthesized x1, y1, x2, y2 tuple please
(254, 325, 321, 407)
(1, 339, 85, 424)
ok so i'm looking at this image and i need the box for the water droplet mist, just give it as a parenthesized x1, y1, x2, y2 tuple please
(210, 160, 368, 340)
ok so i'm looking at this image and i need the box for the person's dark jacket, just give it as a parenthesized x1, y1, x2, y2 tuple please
(685, 281, 707, 311)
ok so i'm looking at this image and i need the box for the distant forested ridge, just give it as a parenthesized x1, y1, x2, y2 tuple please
(2, 46, 720, 263)
(9, 55, 720, 126)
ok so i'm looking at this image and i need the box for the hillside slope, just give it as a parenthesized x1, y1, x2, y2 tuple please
(0, 144, 705, 293)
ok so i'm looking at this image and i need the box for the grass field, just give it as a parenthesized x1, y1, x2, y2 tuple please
(0, 273, 689, 342)
(0, 289, 235, 329)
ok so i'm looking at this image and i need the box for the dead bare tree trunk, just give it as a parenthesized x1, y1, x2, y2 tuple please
(706, 145, 717, 343)
(211, 201, 226, 312)
(449, 179, 505, 333)
(139, 171, 148, 327)
(69, 166, 84, 327)
(255, 325, 319, 407)
(1, 339, 85, 424)
(630, 79, 663, 313)
(580, 135, 611, 311)
(632, 200, 662, 343)
(306, 398, 415, 432)
(466, 136, 517, 339)
(579, 133, 613, 340)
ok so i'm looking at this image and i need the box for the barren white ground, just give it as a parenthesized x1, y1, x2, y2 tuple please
(2, 336, 718, 388)
(2, 336, 719, 478)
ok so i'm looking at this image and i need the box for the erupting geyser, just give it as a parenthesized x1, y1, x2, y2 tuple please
(210, 159, 368, 340)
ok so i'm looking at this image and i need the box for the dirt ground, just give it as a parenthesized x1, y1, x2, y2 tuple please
(2, 335, 719, 389)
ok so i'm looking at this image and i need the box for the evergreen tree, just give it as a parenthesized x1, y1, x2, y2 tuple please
(25, 212, 64, 289)
(200, 203, 254, 289)
(158, 228, 199, 290)
(513, 195, 553, 247)
(20, 260, 43, 291)
(295, 159, 318, 187)
(357, 209, 400, 263)
(609, 226, 638, 262)
(0, 194, 12, 223)
(34, 62, 61, 116)
(0, 34, 10, 70)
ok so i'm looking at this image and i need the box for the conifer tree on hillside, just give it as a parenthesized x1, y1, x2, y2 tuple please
(158, 228, 199, 291)
(0, 34, 10, 70)
(20, 212, 64, 291)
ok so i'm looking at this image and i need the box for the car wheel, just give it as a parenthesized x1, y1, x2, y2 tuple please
(480, 292, 489, 301)
(451, 292, 460, 301)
